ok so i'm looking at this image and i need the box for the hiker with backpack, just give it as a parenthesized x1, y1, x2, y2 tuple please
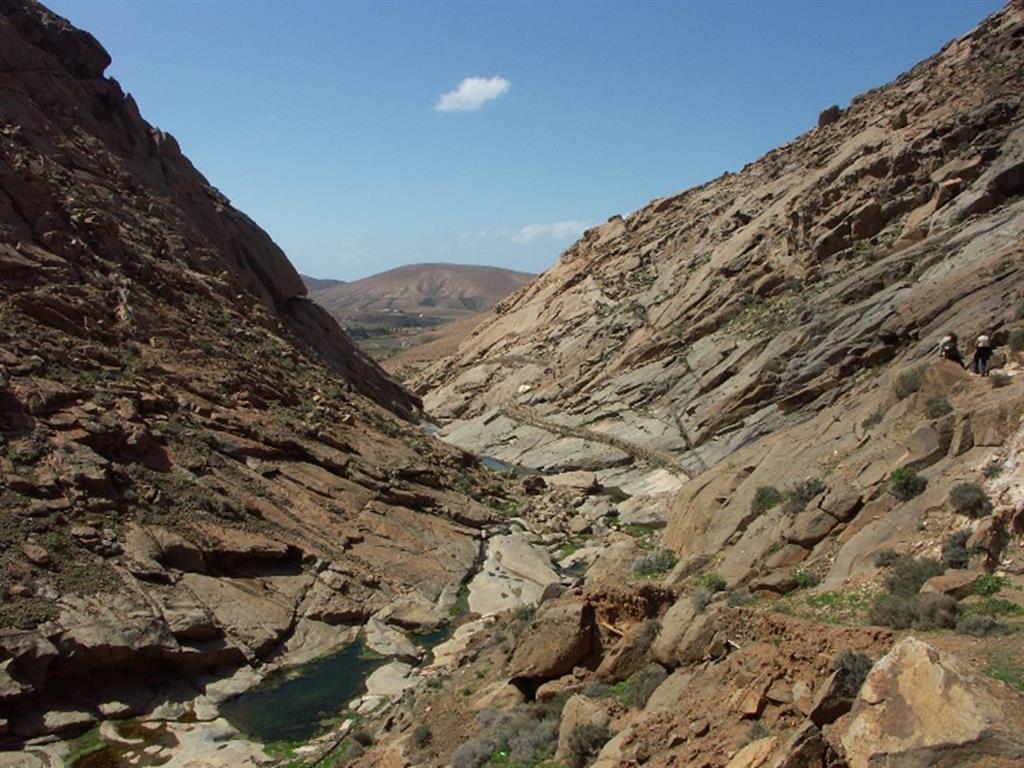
(972, 332, 993, 376)
(938, 332, 965, 367)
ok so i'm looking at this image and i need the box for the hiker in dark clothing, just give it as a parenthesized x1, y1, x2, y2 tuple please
(938, 332, 965, 367)
(973, 332, 993, 376)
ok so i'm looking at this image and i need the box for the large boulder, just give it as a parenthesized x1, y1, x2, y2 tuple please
(840, 638, 1024, 767)
(508, 600, 594, 681)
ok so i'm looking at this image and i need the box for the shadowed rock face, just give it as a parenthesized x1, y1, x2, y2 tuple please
(0, 0, 502, 741)
(418, 2, 1024, 479)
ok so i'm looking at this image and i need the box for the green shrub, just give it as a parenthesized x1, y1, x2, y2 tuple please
(1009, 329, 1024, 353)
(890, 468, 927, 500)
(991, 372, 1011, 388)
(924, 396, 953, 419)
(751, 486, 783, 516)
(895, 368, 924, 399)
(834, 650, 874, 697)
(633, 549, 679, 578)
(566, 723, 612, 768)
(983, 462, 1003, 479)
(794, 571, 819, 589)
(949, 482, 992, 518)
(941, 530, 972, 569)
(881, 554, 943, 597)
(699, 572, 727, 593)
(972, 574, 1005, 596)
(784, 478, 825, 514)
(956, 613, 1000, 637)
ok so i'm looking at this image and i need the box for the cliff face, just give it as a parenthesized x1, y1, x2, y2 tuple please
(0, 0, 502, 741)
(419, 1, 1024, 485)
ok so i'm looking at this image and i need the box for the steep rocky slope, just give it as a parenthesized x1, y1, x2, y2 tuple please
(0, 0, 509, 744)
(419, 2, 1024, 487)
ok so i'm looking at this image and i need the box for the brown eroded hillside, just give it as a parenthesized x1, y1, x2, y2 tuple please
(310, 262, 534, 319)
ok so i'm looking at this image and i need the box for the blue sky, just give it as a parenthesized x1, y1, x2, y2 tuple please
(49, 0, 1003, 281)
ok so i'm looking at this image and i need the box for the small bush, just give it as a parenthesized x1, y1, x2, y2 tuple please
(973, 574, 1005, 596)
(914, 592, 960, 629)
(895, 368, 924, 399)
(784, 478, 825, 514)
(633, 549, 678, 578)
(1009, 328, 1024, 353)
(941, 530, 972, 569)
(410, 724, 432, 750)
(874, 549, 901, 568)
(890, 468, 927, 500)
(991, 372, 1011, 388)
(983, 462, 1003, 479)
(956, 613, 1000, 637)
(869, 594, 919, 629)
(869, 593, 959, 629)
(949, 482, 993, 518)
(699, 572, 727, 593)
(450, 737, 493, 768)
(566, 723, 612, 768)
(924, 396, 953, 419)
(794, 571, 819, 589)
(619, 663, 668, 708)
(882, 554, 944, 597)
(834, 650, 874, 697)
(751, 486, 783, 516)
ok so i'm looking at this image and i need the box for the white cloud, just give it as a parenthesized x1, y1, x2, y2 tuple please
(511, 220, 591, 244)
(435, 76, 510, 112)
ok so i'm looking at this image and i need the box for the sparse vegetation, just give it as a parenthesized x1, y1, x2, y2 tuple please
(949, 482, 993, 518)
(451, 697, 567, 768)
(895, 367, 924, 399)
(983, 461, 1003, 479)
(794, 570, 819, 589)
(633, 548, 678, 579)
(881, 554, 943, 597)
(834, 650, 874, 697)
(941, 530, 972, 569)
(972, 574, 1005, 596)
(956, 613, 1000, 637)
(984, 657, 1024, 692)
(784, 478, 825, 514)
(566, 723, 612, 768)
(750, 486, 783, 516)
(587, 663, 667, 709)
(924, 396, 953, 419)
(869, 592, 959, 630)
(698, 572, 727, 593)
(890, 468, 927, 500)
(991, 372, 1011, 388)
